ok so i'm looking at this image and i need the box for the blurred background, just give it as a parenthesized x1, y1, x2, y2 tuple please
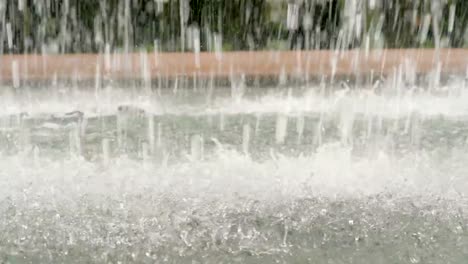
(1, 0, 467, 54)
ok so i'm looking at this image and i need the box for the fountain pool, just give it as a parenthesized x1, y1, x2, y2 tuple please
(1, 84, 468, 263)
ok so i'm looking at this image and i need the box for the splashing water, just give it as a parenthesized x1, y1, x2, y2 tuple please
(1, 82, 468, 262)
(1, 0, 468, 263)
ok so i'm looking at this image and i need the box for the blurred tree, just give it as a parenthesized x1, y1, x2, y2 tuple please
(0, 0, 466, 54)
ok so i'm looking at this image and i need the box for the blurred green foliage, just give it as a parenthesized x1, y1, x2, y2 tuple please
(0, 0, 467, 54)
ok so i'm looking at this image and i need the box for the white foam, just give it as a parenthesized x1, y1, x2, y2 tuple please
(1, 143, 467, 202)
(1, 81, 468, 119)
